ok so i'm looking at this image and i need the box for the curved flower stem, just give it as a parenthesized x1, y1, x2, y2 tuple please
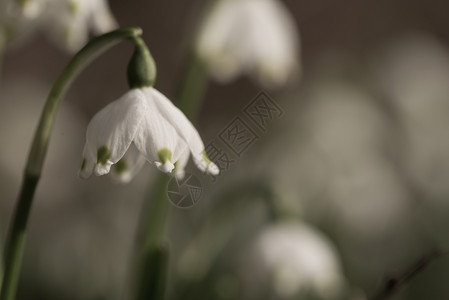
(0, 27, 143, 300)
(134, 53, 210, 300)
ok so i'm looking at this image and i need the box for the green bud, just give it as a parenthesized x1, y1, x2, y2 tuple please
(127, 37, 157, 88)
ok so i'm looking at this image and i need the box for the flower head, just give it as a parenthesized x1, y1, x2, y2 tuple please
(196, 0, 300, 88)
(247, 221, 346, 299)
(42, 0, 118, 51)
(0, 0, 117, 51)
(79, 87, 219, 183)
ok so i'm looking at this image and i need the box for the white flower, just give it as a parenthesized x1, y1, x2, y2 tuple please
(42, 0, 118, 51)
(0, 0, 117, 51)
(0, 0, 37, 46)
(79, 87, 219, 183)
(246, 221, 346, 299)
(196, 0, 300, 88)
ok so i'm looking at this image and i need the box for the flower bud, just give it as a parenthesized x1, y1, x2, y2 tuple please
(127, 37, 157, 88)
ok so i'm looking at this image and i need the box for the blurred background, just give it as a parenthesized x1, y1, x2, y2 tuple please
(2, 0, 449, 299)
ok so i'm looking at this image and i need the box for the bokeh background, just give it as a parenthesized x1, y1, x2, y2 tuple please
(2, 0, 449, 299)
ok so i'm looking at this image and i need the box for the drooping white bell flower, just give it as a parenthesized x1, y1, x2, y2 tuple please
(245, 221, 346, 299)
(196, 0, 300, 88)
(0, 0, 39, 47)
(13, 0, 47, 19)
(41, 0, 118, 51)
(0, 0, 117, 51)
(79, 87, 219, 183)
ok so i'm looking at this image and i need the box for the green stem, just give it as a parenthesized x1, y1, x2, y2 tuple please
(134, 52, 210, 300)
(140, 174, 171, 253)
(0, 31, 6, 83)
(1, 27, 143, 300)
(176, 53, 209, 121)
(0, 32, 5, 290)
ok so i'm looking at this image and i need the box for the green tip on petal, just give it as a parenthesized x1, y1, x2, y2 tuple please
(97, 145, 111, 165)
(69, 1, 79, 14)
(158, 148, 173, 163)
(80, 157, 86, 171)
(202, 149, 212, 165)
(114, 158, 127, 174)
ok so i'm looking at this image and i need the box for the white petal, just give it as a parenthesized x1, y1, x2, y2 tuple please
(89, 0, 118, 34)
(143, 87, 219, 175)
(82, 89, 148, 178)
(174, 143, 190, 180)
(110, 143, 146, 183)
(195, 0, 243, 82)
(244, 0, 300, 87)
(132, 90, 180, 173)
(154, 161, 175, 173)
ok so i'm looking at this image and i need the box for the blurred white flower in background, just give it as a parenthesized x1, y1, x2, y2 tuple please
(0, 0, 36, 47)
(244, 221, 346, 299)
(196, 0, 300, 88)
(372, 34, 449, 203)
(300, 81, 411, 238)
(42, 0, 118, 51)
(0, 0, 117, 52)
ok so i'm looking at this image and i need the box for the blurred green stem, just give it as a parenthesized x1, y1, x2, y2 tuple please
(0, 34, 5, 82)
(177, 53, 208, 121)
(0, 35, 4, 284)
(134, 53, 209, 300)
(0, 27, 143, 300)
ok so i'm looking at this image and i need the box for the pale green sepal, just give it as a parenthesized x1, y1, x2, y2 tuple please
(127, 37, 157, 88)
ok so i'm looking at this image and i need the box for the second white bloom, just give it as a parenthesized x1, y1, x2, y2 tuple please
(196, 0, 301, 88)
